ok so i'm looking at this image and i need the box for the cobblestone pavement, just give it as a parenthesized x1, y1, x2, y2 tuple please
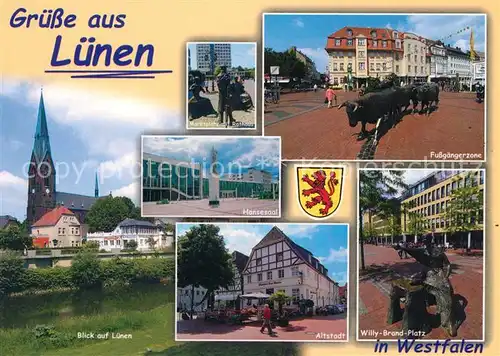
(264, 90, 485, 160)
(358, 244, 483, 340)
(177, 314, 347, 341)
(188, 80, 256, 129)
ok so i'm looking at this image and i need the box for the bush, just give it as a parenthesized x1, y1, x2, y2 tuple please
(70, 250, 102, 289)
(22, 267, 74, 291)
(0, 251, 25, 297)
(101, 257, 136, 285)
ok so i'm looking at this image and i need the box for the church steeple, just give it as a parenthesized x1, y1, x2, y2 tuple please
(27, 88, 56, 228)
(95, 172, 99, 198)
(32, 89, 52, 164)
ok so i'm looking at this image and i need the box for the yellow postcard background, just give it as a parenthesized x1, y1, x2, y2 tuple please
(0, 0, 496, 355)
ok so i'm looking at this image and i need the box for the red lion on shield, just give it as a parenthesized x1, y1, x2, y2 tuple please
(301, 170, 339, 216)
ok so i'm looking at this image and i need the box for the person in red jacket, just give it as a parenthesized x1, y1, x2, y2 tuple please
(260, 304, 273, 335)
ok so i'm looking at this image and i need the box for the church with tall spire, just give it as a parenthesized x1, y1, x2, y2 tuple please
(27, 90, 101, 228)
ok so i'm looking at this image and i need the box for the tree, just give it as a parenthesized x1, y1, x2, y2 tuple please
(407, 211, 427, 239)
(86, 196, 140, 232)
(264, 48, 307, 79)
(359, 170, 407, 270)
(442, 172, 483, 251)
(269, 290, 292, 316)
(0, 225, 33, 251)
(214, 66, 222, 76)
(70, 250, 102, 289)
(379, 198, 402, 244)
(177, 224, 234, 319)
(146, 237, 157, 250)
(0, 251, 25, 297)
(124, 240, 138, 250)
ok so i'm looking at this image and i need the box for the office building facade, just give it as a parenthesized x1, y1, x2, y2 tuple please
(196, 43, 232, 74)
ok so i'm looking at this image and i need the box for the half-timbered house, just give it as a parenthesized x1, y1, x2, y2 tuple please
(242, 226, 340, 310)
(214, 251, 249, 308)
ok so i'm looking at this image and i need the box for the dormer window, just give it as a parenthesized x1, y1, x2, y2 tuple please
(371, 30, 377, 38)
(393, 31, 398, 39)
(308, 255, 312, 263)
(346, 28, 353, 36)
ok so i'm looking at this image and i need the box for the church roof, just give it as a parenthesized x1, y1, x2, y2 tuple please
(32, 206, 76, 227)
(232, 250, 249, 273)
(32, 91, 52, 165)
(55, 192, 99, 211)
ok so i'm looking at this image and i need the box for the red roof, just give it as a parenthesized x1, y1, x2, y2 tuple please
(33, 236, 49, 248)
(32, 206, 76, 227)
(326, 27, 404, 52)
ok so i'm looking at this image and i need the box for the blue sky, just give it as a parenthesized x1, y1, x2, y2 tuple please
(188, 43, 256, 70)
(0, 78, 183, 221)
(143, 136, 280, 180)
(177, 223, 348, 285)
(264, 14, 486, 74)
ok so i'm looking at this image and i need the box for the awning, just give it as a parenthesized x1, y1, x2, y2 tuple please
(215, 294, 239, 301)
(241, 293, 270, 299)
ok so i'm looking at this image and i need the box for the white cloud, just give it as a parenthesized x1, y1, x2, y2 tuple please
(276, 224, 318, 239)
(143, 136, 239, 158)
(405, 15, 485, 52)
(318, 247, 348, 263)
(297, 47, 328, 74)
(219, 225, 263, 256)
(330, 271, 347, 284)
(112, 182, 140, 204)
(0, 171, 27, 217)
(247, 46, 256, 57)
(1, 77, 183, 161)
(293, 18, 304, 28)
(404, 169, 437, 185)
(232, 138, 280, 168)
(99, 152, 140, 181)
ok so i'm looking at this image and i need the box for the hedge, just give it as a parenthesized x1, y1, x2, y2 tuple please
(0, 252, 174, 296)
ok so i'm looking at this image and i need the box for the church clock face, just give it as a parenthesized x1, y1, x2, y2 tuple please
(31, 188, 35, 194)
(46, 188, 50, 194)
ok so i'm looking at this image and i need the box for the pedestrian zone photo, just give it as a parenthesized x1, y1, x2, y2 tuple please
(187, 42, 257, 129)
(358, 169, 484, 341)
(141, 136, 280, 218)
(263, 13, 486, 160)
(176, 223, 348, 342)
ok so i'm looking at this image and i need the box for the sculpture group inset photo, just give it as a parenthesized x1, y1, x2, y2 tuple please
(141, 136, 281, 218)
(187, 42, 257, 130)
(357, 168, 484, 341)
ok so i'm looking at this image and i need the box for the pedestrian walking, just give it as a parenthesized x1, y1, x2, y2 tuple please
(313, 83, 318, 92)
(260, 304, 273, 335)
(325, 86, 337, 108)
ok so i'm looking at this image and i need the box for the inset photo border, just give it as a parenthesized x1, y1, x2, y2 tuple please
(262, 13, 487, 162)
(140, 135, 281, 218)
(186, 41, 258, 131)
(175, 222, 349, 343)
(356, 168, 485, 342)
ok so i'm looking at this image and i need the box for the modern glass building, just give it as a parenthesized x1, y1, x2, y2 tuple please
(142, 153, 278, 202)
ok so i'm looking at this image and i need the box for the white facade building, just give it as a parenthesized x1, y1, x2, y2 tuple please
(243, 226, 341, 311)
(177, 286, 208, 312)
(225, 168, 272, 184)
(86, 218, 172, 251)
(428, 41, 448, 79)
(214, 251, 249, 307)
(445, 46, 472, 84)
(196, 43, 232, 74)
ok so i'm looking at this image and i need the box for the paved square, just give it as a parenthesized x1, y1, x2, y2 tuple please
(177, 314, 347, 341)
(142, 198, 279, 217)
(358, 244, 483, 340)
(264, 90, 485, 160)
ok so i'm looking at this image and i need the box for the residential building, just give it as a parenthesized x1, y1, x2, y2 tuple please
(225, 167, 273, 184)
(214, 251, 249, 308)
(243, 226, 341, 310)
(290, 46, 320, 80)
(445, 45, 472, 85)
(400, 170, 484, 249)
(338, 283, 347, 304)
(400, 32, 430, 81)
(428, 41, 448, 80)
(196, 43, 231, 74)
(142, 153, 278, 202)
(325, 27, 404, 87)
(26, 91, 102, 228)
(178, 286, 209, 312)
(86, 218, 172, 251)
(31, 206, 83, 248)
(0, 215, 18, 229)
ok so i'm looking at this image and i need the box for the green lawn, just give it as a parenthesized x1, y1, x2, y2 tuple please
(152, 343, 300, 356)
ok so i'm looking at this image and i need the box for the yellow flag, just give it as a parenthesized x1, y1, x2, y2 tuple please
(470, 28, 476, 61)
